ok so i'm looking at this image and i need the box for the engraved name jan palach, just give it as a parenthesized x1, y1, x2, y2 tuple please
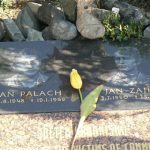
(0, 40, 149, 114)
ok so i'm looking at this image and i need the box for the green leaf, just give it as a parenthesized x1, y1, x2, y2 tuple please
(80, 85, 103, 119)
(71, 85, 103, 150)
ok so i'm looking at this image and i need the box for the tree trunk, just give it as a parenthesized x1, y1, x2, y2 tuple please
(76, 0, 105, 39)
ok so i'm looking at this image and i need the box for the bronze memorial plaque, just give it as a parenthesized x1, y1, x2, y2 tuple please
(0, 40, 149, 113)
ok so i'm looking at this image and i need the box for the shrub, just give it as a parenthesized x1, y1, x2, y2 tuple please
(0, 0, 12, 9)
(102, 13, 144, 41)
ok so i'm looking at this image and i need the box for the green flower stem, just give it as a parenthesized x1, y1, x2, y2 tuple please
(78, 89, 83, 103)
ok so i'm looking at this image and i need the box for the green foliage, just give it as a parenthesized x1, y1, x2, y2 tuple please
(102, 13, 144, 42)
(0, 0, 12, 10)
(50, 0, 60, 6)
(71, 85, 103, 150)
(80, 85, 103, 118)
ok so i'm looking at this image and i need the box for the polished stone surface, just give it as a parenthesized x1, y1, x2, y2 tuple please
(0, 110, 149, 149)
(0, 39, 149, 113)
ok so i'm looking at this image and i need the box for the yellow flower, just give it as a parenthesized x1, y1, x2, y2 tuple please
(70, 69, 82, 89)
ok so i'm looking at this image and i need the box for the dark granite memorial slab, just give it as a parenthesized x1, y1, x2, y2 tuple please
(0, 40, 149, 113)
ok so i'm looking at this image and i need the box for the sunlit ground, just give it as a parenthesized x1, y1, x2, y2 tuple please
(0, 110, 149, 149)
